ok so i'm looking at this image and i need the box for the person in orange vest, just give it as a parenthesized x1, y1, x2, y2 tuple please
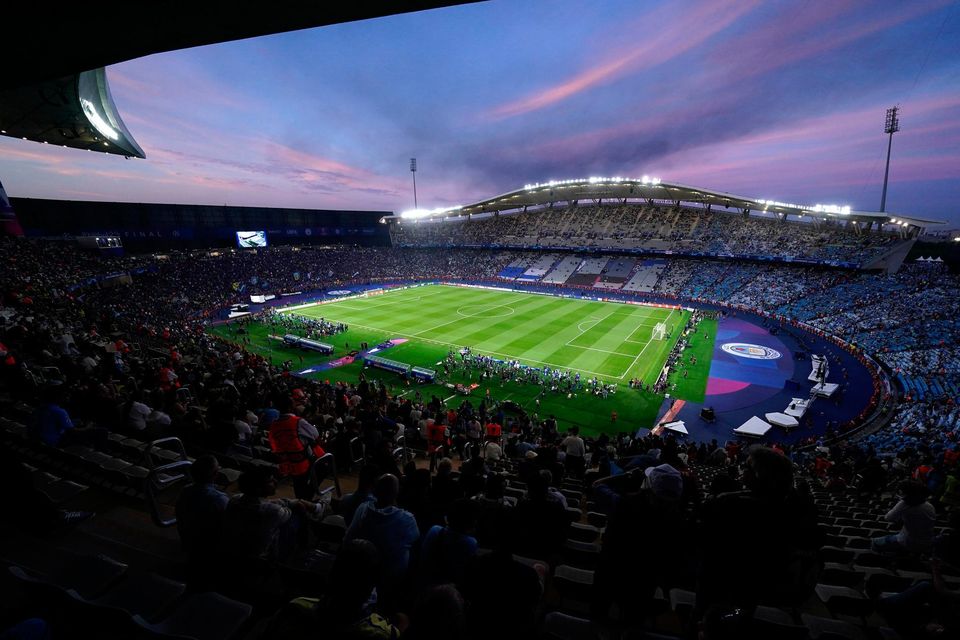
(426, 417, 449, 472)
(268, 396, 325, 499)
(484, 421, 502, 441)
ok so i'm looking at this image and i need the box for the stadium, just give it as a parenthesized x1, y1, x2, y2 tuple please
(1, 3, 959, 640)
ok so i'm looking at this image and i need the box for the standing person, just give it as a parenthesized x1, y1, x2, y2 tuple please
(267, 395, 324, 500)
(561, 426, 586, 478)
(345, 474, 420, 611)
(697, 447, 822, 628)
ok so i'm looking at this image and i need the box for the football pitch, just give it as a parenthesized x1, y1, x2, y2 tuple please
(210, 284, 715, 435)
(294, 284, 684, 382)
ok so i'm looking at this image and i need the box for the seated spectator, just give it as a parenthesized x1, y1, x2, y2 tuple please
(404, 584, 466, 640)
(175, 455, 228, 557)
(28, 383, 102, 448)
(223, 466, 326, 563)
(268, 539, 401, 639)
(873, 480, 937, 554)
(125, 391, 153, 434)
(418, 498, 479, 587)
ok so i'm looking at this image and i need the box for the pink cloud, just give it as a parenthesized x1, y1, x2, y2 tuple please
(713, 0, 950, 79)
(488, 0, 761, 120)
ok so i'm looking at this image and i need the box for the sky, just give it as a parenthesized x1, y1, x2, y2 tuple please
(1, 0, 959, 224)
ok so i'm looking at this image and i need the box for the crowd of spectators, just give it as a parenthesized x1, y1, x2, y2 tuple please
(2, 234, 959, 638)
(392, 203, 905, 266)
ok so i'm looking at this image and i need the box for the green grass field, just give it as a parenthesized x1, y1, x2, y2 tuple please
(209, 284, 718, 436)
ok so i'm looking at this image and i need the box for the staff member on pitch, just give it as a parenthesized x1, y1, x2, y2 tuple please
(268, 395, 325, 499)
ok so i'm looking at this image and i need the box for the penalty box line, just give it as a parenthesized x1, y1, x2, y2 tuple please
(618, 307, 676, 380)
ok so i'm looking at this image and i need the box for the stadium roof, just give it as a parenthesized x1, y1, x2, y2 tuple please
(0, 1, 477, 159)
(394, 177, 942, 229)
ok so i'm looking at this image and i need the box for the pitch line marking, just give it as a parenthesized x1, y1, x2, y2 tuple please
(618, 307, 676, 380)
(568, 310, 616, 346)
(411, 295, 526, 336)
(456, 304, 516, 319)
(301, 316, 622, 380)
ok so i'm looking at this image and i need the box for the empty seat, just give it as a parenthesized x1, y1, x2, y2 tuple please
(568, 522, 601, 543)
(68, 572, 186, 622)
(132, 592, 252, 640)
(802, 613, 865, 640)
(10, 553, 128, 601)
(586, 511, 608, 529)
(541, 611, 600, 640)
(819, 567, 865, 588)
(815, 584, 873, 618)
(821, 548, 856, 564)
(562, 540, 601, 570)
(553, 565, 594, 615)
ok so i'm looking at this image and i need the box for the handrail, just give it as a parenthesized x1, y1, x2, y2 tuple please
(141, 436, 189, 469)
(310, 452, 341, 498)
(146, 459, 192, 527)
(349, 436, 365, 469)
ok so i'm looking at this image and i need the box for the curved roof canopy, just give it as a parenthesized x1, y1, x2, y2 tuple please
(0, 1, 477, 159)
(0, 68, 145, 158)
(395, 177, 941, 229)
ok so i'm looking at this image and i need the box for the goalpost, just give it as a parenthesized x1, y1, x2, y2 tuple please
(652, 322, 668, 341)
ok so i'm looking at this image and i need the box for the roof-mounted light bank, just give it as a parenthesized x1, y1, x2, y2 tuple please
(524, 176, 661, 191)
(79, 97, 119, 141)
(400, 205, 462, 219)
(756, 199, 851, 215)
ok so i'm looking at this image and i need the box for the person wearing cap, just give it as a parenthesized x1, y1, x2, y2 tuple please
(593, 463, 689, 623)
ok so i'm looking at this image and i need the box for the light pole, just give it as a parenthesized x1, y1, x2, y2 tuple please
(880, 106, 900, 213)
(410, 157, 418, 210)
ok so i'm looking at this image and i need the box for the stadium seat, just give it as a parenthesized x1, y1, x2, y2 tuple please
(802, 613, 866, 640)
(815, 584, 873, 619)
(567, 522, 601, 543)
(553, 565, 594, 615)
(562, 540, 601, 570)
(132, 592, 253, 640)
(540, 611, 600, 640)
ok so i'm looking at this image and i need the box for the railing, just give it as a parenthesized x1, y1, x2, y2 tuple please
(310, 452, 341, 498)
(145, 459, 192, 528)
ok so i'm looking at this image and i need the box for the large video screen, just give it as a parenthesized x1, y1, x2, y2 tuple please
(236, 230, 268, 248)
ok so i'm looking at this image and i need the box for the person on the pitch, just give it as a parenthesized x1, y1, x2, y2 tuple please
(268, 395, 325, 499)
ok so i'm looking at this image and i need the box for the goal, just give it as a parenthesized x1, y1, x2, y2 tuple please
(652, 322, 668, 341)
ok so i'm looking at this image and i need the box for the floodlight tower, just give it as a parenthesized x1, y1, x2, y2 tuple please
(880, 106, 900, 213)
(410, 157, 418, 210)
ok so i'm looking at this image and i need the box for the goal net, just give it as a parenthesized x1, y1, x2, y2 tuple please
(652, 322, 667, 341)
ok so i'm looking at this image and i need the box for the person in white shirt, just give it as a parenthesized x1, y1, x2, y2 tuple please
(561, 426, 587, 477)
(872, 480, 937, 553)
(127, 394, 152, 432)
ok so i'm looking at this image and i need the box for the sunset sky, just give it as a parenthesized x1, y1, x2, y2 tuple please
(1, 0, 958, 224)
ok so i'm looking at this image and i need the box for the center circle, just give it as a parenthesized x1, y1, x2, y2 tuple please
(456, 304, 516, 319)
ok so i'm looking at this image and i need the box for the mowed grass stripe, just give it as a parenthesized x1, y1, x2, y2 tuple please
(295, 285, 682, 382)
(495, 301, 610, 357)
(422, 292, 541, 342)
(353, 288, 501, 331)
(446, 296, 575, 352)
(311, 288, 489, 333)
(565, 310, 656, 375)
